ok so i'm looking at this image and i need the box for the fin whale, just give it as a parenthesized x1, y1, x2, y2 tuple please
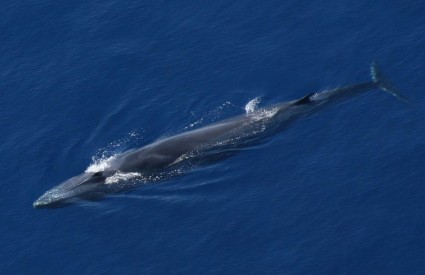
(33, 62, 406, 208)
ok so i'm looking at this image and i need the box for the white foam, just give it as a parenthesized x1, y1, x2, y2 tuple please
(254, 107, 279, 120)
(245, 97, 261, 115)
(85, 155, 118, 172)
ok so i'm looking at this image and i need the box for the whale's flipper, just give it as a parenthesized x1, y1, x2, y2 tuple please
(371, 62, 408, 102)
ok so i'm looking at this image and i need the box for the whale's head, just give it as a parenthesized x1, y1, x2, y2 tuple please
(33, 170, 117, 208)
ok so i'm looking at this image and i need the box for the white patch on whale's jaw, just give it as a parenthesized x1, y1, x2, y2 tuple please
(104, 172, 142, 185)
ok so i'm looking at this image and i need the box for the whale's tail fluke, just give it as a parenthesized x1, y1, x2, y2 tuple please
(370, 62, 408, 102)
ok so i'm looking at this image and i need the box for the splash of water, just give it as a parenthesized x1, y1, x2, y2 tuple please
(251, 107, 279, 121)
(85, 155, 117, 172)
(245, 97, 261, 115)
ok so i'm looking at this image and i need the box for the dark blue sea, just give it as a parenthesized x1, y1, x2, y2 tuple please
(1, 1, 425, 274)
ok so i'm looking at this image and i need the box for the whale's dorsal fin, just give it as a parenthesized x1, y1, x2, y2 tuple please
(293, 93, 314, 105)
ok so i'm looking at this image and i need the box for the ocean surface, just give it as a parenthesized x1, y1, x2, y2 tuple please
(1, 1, 425, 274)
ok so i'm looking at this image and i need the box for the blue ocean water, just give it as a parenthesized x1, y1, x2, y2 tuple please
(1, 0, 425, 274)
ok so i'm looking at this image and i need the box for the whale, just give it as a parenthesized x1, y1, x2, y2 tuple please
(33, 62, 405, 208)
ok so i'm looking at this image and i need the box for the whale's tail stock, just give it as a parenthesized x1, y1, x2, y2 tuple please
(370, 61, 408, 102)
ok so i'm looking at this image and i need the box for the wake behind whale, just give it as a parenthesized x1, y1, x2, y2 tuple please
(33, 62, 406, 208)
